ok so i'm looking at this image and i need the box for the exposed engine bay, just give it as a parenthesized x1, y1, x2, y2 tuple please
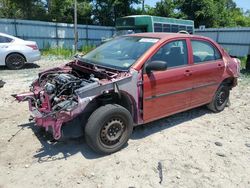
(32, 61, 122, 117)
(37, 72, 98, 114)
(13, 59, 135, 140)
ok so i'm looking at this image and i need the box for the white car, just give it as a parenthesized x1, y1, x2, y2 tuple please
(0, 32, 41, 69)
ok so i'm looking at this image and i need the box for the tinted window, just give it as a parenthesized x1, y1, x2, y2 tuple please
(154, 23, 162, 32)
(151, 40, 188, 68)
(191, 40, 222, 63)
(179, 25, 186, 31)
(0, 36, 13, 43)
(187, 26, 193, 34)
(116, 17, 135, 27)
(171, 25, 178, 32)
(163, 24, 171, 32)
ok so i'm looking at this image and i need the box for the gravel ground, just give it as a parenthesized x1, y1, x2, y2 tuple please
(0, 58, 250, 188)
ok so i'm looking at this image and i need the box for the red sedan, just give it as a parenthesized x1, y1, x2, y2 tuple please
(14, 33, 240, 154)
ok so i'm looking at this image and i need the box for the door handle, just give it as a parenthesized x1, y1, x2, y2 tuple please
(184, 70, 192, 76)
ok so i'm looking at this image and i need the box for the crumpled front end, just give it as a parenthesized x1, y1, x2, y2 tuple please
(13, 77, 84, 139)
(13, 60, 137, 140)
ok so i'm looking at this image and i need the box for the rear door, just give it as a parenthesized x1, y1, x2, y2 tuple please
(189, 39, 224, 106)
(143, 39, 193, 122)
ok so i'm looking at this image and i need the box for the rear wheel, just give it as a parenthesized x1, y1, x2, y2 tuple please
(85, 104, 133, 154)
(207, 85, 230, 112)
(6, 53, 25, 70)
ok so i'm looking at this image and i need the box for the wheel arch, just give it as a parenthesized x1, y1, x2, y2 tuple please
(80, 90, 138, 126)
(221, 77, 237, 88)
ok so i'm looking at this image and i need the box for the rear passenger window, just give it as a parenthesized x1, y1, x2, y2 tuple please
(151, 40, 188, 68)
(191, 40, 222, 63)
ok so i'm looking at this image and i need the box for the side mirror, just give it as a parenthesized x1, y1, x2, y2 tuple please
(146, 61, 168, 73)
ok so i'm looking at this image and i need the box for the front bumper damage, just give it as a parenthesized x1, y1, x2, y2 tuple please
(13, 91, 65, 139)
(13, 90, 94, 139)
(12, 64, 140, 140)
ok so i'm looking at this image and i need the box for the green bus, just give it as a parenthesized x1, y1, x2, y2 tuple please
(115, 15, 194, 35)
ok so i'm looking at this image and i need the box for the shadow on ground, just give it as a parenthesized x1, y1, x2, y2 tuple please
(19, 122, 102, 161)
(240, 69, 250, 75)
(19, 106, 211, 161)
(0, 63, 40, 71)
(131, 106, 210, 140)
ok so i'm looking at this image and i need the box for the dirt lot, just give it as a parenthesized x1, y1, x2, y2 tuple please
(0, 59, 250, 188)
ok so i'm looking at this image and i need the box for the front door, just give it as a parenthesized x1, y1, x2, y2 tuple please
(143, 39, 193, 122)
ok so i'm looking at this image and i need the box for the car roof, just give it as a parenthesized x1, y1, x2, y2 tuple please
(0, 32, 25, 42)
(0, 32, 16, 39)
(129, 32, 211, 41)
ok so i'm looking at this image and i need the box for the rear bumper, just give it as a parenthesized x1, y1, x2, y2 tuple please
(25, 50, 41, 63)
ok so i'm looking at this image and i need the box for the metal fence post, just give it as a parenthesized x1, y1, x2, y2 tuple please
(14, 19, 18, 36)
(55, 22, 59, 47)
(216, 30, 219, 43)
(86, 25, 89, 46)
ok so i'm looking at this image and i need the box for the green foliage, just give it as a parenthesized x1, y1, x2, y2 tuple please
(41, 45, 96, 58)
(92, 0, 140, 26)
(81, 45, 95, 54)
(42, 47, 74, 58)
(153, 0, 185, 18)
(176, 0, 250, 27)
(0, 0, 250, 27)
(239, 56, 247, 69)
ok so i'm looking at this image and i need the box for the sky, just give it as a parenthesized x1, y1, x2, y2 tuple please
(144, 0, 250, 11)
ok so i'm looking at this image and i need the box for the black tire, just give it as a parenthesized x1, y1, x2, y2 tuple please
(85, 104, 133, 154)
(207, 84, 230, 112)
(5, 53, 25, 70)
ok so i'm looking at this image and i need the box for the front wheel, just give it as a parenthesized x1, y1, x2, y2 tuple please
(85, 104, 133, 154)
(207, 85, 230, 112)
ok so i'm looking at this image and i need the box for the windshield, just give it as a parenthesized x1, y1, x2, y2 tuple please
(82, 36, 159, 70)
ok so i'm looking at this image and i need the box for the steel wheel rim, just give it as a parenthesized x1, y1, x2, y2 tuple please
(216, 90, 227, 106)
(100, 117, 126, 147)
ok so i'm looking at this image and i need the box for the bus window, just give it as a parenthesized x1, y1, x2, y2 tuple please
(171, 25, 178, 32)
(179, 25, 186, 31)
(154, 23, 162, 32)
(163, 24, 171, 32)
(187, 26, 194, 34)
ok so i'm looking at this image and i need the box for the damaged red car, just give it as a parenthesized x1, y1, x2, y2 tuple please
(14, 33, 240, 154)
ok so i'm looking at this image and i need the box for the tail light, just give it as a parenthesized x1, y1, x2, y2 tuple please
(26, 44, 38, 50)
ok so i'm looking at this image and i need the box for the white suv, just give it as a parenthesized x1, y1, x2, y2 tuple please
(0, 32, 41, 69)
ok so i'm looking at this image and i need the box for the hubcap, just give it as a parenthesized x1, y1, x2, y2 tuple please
(100, 118, 125, 146)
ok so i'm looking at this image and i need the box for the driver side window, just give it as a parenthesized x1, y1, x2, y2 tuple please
(151, 40, 188, 68)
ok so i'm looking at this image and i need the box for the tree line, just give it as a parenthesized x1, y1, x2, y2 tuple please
(0, 0, 249, 28)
